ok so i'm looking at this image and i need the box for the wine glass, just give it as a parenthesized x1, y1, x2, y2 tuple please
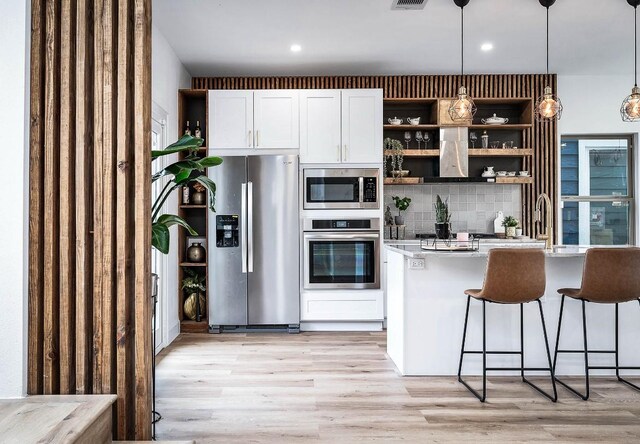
(404, 131, 411, 149)
(415, 131, 423, 150)
(469, 132, 478, 148)
(424, 132, 431, 149)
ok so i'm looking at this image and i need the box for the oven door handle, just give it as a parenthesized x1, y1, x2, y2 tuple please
(358, 177, 364, 204)
(303, 233, 380, 241)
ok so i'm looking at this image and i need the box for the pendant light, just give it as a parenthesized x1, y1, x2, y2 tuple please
(449, 0, 477, 122)
(535, 0, 563, 121)
(621, 0, 640, 122)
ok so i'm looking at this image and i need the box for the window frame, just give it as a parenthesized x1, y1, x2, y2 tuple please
(560, 134, 635, 246)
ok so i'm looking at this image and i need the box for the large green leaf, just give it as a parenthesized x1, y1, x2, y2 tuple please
(193, 175, 217, 212)
(151, 134, 203, 159)
(156, 214, 198, 236)
(152, 223, 170, 254)
(199, 156, 223, 168)
(152, 156, 222, 184)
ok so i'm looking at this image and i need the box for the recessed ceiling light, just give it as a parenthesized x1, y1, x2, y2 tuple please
(290, 44, 302, 53)
(481, 43, 494, 52)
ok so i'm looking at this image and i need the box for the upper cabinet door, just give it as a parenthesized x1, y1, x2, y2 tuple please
(300, 90, 342, 164)
(209, 90, 253, 149)
(254, 90, 299, 149)
(341, 89, 383, 164)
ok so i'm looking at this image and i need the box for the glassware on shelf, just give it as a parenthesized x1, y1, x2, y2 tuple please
(404, 131, 411, 149)
(469, 132, 478, 148)
(415, 131, 423, 150)
(424, 132, 431, 149)
(481, 130, 489, 148)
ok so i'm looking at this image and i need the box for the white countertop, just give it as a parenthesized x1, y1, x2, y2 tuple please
(384, 242, 594, 258)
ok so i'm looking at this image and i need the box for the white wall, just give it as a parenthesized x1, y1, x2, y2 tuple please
(0, 0, 29, 398)
(152, 24, 192, 346)
(558, 74, 640, 245)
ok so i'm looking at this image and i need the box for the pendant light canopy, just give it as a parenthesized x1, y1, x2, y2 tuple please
(621, 0, 640, 122)
(535, 0, 563, 121)
(449, 0, 477, 122)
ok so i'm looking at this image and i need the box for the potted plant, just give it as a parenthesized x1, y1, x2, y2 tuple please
(392, 196, 411, 225)
(434, 195, 452, 239)
(502, 216, 519, 238)
(181, 269, 206, 322)
(151, 134, 223, 254)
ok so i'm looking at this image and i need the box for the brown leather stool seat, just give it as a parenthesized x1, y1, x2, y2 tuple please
(553, 247, 640, 400)
(458, 249, 557, 402)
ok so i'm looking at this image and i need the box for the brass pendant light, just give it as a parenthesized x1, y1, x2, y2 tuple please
(621, 0, 640, 122)
(449, 0, 477, 122)
(535, 0, 563, 121)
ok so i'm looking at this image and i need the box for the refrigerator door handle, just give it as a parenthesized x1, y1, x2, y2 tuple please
(241, 182, 247, 273)
(247, 181, 254, 273)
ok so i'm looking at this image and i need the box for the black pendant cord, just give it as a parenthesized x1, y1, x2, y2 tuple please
(546, 6, 549, 75)
(461, 6, 464, 77)
(635, 6, 638, 87)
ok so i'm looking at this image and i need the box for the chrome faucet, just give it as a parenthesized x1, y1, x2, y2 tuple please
(535, 193, 553, 250)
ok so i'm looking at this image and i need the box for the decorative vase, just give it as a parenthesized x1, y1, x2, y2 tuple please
(435, 222, 451, 240)
(191, 191, 206, 205)
(394, 215, 404, 226)
(515, 228, 523, 237)
(506, 226, 517, 238)
(187, 243, 206, 263)
(183, 292, 206, 321)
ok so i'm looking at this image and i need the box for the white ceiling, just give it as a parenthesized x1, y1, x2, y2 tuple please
(153, 0, 634, 77)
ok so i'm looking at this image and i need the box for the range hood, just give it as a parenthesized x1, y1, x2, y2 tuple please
(439, 127, 469, 178)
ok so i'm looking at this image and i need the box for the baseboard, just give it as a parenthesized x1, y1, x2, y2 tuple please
(168, 322, 180, 345)
(300, 321, 383, 332)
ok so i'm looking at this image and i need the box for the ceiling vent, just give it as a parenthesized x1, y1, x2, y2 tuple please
(391, 0, 428, 10)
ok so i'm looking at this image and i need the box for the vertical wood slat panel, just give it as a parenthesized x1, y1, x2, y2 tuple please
(43, 0, 61, 395)
(116, 0, 134, 437)
(75, 0, 94, 395)
(133, 0, 153, 439)
(193, 74, 557, 240)
(59, 0, 77, 395)
(28, 0, 46, 395)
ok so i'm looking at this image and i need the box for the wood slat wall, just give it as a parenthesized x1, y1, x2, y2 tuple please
(193, 75, 558, 240)
(28, 0, 152, 440)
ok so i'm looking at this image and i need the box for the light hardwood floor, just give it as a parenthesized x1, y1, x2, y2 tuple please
(155, 332, 640, 443)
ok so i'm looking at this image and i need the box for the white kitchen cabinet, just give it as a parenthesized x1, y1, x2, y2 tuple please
(208, 90, 253, 149)
(300, 290, 384, 322)
(300, 90, 342, 164)
(253, 90, 299, 149)
(341, 89, 383, 164)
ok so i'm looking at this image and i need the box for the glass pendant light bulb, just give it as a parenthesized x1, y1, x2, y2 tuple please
(449, 86, 477, 121)
(537, 86, 562, 120)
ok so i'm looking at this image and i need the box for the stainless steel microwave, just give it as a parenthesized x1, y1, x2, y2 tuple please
(303, 168, 379, 210)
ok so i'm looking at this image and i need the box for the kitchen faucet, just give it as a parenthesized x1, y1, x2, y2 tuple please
(535, 193, 553, 250)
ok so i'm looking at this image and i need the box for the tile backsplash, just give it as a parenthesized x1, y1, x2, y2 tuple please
(384, 184, 522, 239)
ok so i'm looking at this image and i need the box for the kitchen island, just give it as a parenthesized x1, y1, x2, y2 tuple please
(385, 243, 640, 376)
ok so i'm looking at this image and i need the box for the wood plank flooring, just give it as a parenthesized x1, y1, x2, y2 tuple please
(155, 332, 640, 443)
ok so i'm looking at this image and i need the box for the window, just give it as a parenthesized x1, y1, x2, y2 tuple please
(561, 135, 634, 245)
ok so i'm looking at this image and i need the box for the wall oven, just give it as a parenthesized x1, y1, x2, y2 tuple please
(303, 168, 379, 210)
(303, 218, 380, 290)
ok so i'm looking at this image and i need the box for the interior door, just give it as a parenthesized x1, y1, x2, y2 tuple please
(209, 90, 253, 149)
(341, 89, 383, 163)
(254, 90, 299, 149)
(300, 90, 342, 164)
(151, 116, 166, 352)
(247, 155, 300, 325)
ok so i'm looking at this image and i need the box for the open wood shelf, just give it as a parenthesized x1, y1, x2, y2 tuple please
(494, 176, 534, 184)
(469, 149, 533, 157)
(383, 124, 439, 130)
(179, 204, 208, 209)
(384, 149, 439, 157)
(180, 319, 209, 333)
(384, 177, 425, 185)
(180, 262, 207, 267)
(383, 98, 438, 104)
(469, 124, 532, 130)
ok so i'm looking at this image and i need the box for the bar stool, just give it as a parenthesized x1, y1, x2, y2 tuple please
(553, 247, 640, 400)
(458, 248, 557, 402)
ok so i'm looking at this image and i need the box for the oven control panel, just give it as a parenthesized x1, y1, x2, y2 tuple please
(306, 218, 381, 231)
(363, 177, 377, 203)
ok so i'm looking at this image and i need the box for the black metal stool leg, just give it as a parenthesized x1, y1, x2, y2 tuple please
(457, 295, 471, 381)
(554, 298, 590, 400)
(520, 303, 525, 382)
(615, 301, 640, 392)
(458, 296, 487, 402)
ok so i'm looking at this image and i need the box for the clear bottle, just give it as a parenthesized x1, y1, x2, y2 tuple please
(194, 120, 202, 139)
(481, 130, 489, 149)
(184, 120, 191, 136)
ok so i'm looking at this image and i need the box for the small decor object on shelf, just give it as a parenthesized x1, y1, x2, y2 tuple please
(385, 205, 394, 226)
(384, 137, 404, 178)
(481, 130, 489, 148)
(469, 131, 477, 148)
(392, 195, 411, 226)
(184, 120, 191, 136)
(406, 117, 421, 125)
(434, 194, 451, 239)
(502, 215, 519, 238)
(194, 120, 202, 140)
(404, 131, 412, 149)
(182, 185, 190, 204)
(481, 113, 509, 125)
(415, 131, 423, 149)
(187, 242, 206, 263)
(182, 269, 206, 321)
(388, 117, 403, 125)
(191, 182, 207, 205)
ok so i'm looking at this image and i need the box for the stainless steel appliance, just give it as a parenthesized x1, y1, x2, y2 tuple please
(303, 168, 379, 210)
(440, 127, 469, 178)
(208, 155, 300, 331)
(303, 218, 381, 290)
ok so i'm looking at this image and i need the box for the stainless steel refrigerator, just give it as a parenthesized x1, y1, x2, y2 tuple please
(207, 155, 300, 332)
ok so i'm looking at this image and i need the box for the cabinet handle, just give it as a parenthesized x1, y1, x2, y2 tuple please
(337, 145, 341, 162)
(248, 130, 252, 147)
(256, 130, 260, 147)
